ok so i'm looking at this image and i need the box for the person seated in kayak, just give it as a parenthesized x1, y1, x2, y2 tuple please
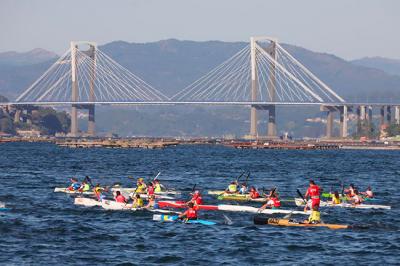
(249, 186, 260, 199)
(153, 180, 165, 193)
(94, 184, 106, 201)
(145, 194, 157, 209)
(178, 202, 198, 221)
(239, 183, 248, 194)
(344, 184, 356, 198)
(67, 177, 81, 191)
(114, 191, 127, 203)
(304, 206, 321, 224)
(147, 182, 155, 196)
(304, 180, 321, 212)
(132, 194, 144, 208)
(78, 181, 90, 192)
(259, 191, 281, 209)
(330, 191, 341, 205)
(225, 181, 239, 194)
(135, 178, 147, 194)
(351, 190, 363, 205)
(361, 186, 374, 198)
(187, 190, 203, 205)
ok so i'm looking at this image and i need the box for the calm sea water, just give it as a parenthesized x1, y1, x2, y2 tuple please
(0, 143, 399, 265)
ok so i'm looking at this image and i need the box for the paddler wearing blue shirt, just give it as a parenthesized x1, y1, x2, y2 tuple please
(67, 177, 81, 191)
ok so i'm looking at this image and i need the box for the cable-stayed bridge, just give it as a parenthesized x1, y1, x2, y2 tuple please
(4, 37, 400, 138)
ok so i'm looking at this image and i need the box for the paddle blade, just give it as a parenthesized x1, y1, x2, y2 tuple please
(296, 189, 307, 204)
(223, 214, 233, 225)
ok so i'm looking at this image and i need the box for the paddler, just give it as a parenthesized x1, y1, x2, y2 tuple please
(94, 183, 106, 201)
(345, 184, 356, 197)
(135, 178, 147, 194)
(145, 194, 157, 209)
(304, 206, 321, 224)
(225, 181, 238, 194)
(259, 191, 281, 210)
(361, 186, 374, 198)
(78, 181, 90, 192)
(67, 177, 81, 191)
(114, 191, 127, 203)
(249, 186, 260, 199)
(153, 180, 164, 193)
(188, 190, 203, 205)
(178, 202, 198, 221)
(239, 183, 248, 194)
(331, 191, 341, 205)
(304, 180, 321, 212)
(147, 182, 155, 196)
(350, 190, 363, 205)
(132, 194, 144, 208)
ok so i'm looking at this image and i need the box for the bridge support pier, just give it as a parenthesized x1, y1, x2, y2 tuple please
(339, 105, 348, 138)
(395, 106, 400, 124)
(387, 106, 392, 124)
(321, 105, 336, 139)
(14, 109, 21, 123)
(250, 105, 257, 137)
(267, 105, 276, 138)
(88, 105, 95, 136)
(380, 106, 385, 128)
(70, 105, 78, 137)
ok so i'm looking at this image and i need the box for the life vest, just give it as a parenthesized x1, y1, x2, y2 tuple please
(154, 184, 162, 193)
(228, 184, 237, 193)
(136, 183, 146, 193)
(185, 208, 198, 219)
(133, 198, 144, 208)
(307, 185, 320, 199)
(348, 188, 355, 197)
(192, 195, 203, 205)
(250, 191, 260, 199)
(308, 210, 321, 223)
(332, 195, 341, 204)
(115, 194, 126, 203)
(147, 186, 155, 195)
(71, 182, 81, 191)
(270, 197, 281, 208)
(82, 183, 90, 192)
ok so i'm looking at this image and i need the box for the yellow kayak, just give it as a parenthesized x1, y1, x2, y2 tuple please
(254, 216, 350, 230)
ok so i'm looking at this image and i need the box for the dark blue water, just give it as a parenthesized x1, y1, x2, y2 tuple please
(0, 143, 399, 265)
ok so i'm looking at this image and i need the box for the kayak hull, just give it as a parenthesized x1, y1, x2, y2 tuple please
(254, 216, 349, 230)
(294, 198, 391, 209)
(153, 214, 216, 225)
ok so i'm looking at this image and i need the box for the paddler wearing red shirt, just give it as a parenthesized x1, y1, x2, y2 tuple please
(114, 191, 127, 203)
(249, 186, 260, 199)
(178, 202, 198, 220)
(259, 191, 281, 209)
(187, 190, 203, 205)
(147, 182, 155, 196)
(304, 180, 321, 212)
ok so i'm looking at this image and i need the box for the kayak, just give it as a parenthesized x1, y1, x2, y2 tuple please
(294, 198, 391, 209)
(153, 214, 216, 225)
(321, 192, 376, 201)
(0, 202, 10, 212)
(254, 216, 350, 230)
(217, 194, 268, 202)
(111, 187, 181, 195)
(54, 188, 95, 195)
(158, 201, 309, 215)
(74, 198, 177, 214)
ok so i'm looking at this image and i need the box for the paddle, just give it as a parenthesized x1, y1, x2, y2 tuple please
(235, 171, 246, 183)
(85, 176, 94, 187)
(296, 189, 307, 205)
(153, 172, 161, 181)
(223, 214, 233, 225)
(244, 172, 250, 186)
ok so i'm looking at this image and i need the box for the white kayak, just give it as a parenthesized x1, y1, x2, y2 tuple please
(74, 198, 177, 214)
(54, 188, 95, 195)
(217, 204, 309, 215)
(110, 187, 181, 195)
(294, 198, 391, 210)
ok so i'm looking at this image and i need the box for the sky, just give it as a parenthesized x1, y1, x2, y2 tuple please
(0, 0, 399, 60)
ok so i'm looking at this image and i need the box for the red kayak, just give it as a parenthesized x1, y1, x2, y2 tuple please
(158, 201, 219, 211)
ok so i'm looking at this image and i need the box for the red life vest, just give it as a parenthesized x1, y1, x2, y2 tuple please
(250, 191, 260, 199)
(115, 194, 126, 203)
(307, 185, 320, 199)
(147, 186, 155, 195)
(192, 195, 203, 205)
(185, 208, 198, 219)
(271, 197, 281, 207)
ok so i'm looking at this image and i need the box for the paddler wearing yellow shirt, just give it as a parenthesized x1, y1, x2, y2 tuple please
(153, 180, 164, 193)
(330, 191, 341, 205)
(135, 178, 147, 194)
(304, 206, 321, 224)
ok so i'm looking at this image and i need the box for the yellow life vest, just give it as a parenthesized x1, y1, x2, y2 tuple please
(136, 184, 146, 193)
(154, 184, 162, 193)
(82, 183, 90, 192)
(133, 198, 144, 208)
(308, 210, 321, 223)
(228, 184, 237, 193)
(332, 195, 341, 204)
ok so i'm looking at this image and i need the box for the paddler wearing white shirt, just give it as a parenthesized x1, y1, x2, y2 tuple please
(351, 190, 363, 205)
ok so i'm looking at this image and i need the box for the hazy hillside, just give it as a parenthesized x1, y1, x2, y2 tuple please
(351, 56, 400, 77)
(1, 39, 400, 137)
